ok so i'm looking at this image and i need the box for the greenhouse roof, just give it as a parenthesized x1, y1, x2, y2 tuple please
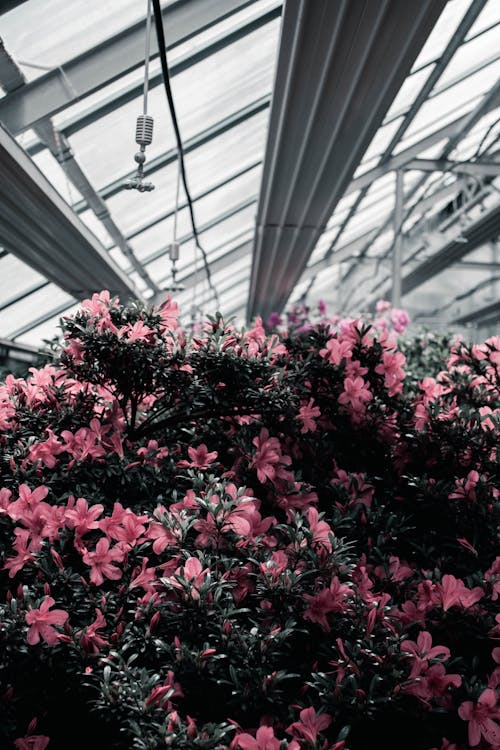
(0, 0, 499, 348)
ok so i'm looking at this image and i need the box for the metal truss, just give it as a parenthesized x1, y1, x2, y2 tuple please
(247, 0, 447, 322)
(0, 0, 256, 134)
(0, 122, 137, 301)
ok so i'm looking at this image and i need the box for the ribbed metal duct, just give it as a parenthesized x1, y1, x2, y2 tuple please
(402, 202, 500, 296)
(0, 124, 138, 301)
(247, 0, 447, 322)
(453, 299, 500, 326)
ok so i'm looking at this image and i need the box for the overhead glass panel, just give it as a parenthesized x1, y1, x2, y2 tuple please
(410, 0, 470, 72)
(437, 25, 500, 88)
(0, 0, 173, 81)
(16, 303, 81, 347)
(0, 254, 46, 308)
(383, 65, 435, 123)
(0, 284, 74, 339)
(66, 19, 279, 189)
(465, 0, 500, 39)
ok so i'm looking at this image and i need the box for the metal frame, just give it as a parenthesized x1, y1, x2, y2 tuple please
(308, 0, 488, 296)
(247, 0, 447, 321)
(73, 96, 269, 209)
(0, 39, 159, 294)
(0, 122, 138, 300)
(0, 0, 256, 134)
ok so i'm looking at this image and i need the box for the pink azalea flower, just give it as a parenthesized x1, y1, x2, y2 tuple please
(286, 706, 331, 745)
(157, 295, 179, 332)
(298, 398, 321, 433)
(129, 557, 158, 592)
(3, 528, 36, 578)
(65, 496, 104, 536)
(458, 688, 500, 746)
(400, 630, 450, 677)
(449, 470, 480, 501)
(76, 608, 108, 654)
(319, 337, 353, 366)
(307, 507, 334, 551)
(14, 736, 50, 750)
(170, 557, 210, 601)
(250, 429, 291, 484)
(27, 429, 64, 469)
(25, 596, 69, 646)
(236, 725, 299, 749)
(81, 537, 125, 585)
(8, 484, 49, 521)
(120, 320, 154, 342)
(375, 350, 406, 396)
(303, 577, 352, 631)
(178, 444, 218, 470)
(338, 376, 372, 413)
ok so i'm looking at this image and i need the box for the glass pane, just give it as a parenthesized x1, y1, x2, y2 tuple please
(0, 0, 173, 81)
(16, 303, 81, 346)
(0, 284, 74, 338)
(465, 1, 500, 40)
(384, 65, 435, 122)
(0, 254, 46, 308)
(67, 19, 279, 189)
(393, 57, 500, 155)
(411, 0, 471, 72)
(437, 24, 500, 89)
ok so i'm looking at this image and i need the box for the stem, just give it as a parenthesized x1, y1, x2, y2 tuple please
(129, 403, 265, 440)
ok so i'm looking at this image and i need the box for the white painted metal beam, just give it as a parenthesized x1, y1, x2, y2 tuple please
(247, 0, 447, 322)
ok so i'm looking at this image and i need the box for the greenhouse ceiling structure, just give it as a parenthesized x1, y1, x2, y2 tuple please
(0, 0, 500, 355)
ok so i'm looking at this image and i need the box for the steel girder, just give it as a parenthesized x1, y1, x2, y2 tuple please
(401, 200, 500, 296)
(0, 40, 159, 295)
(247, 0, 447, 322)
(0, 123, 138, 300)
(0, 0, 255, 134)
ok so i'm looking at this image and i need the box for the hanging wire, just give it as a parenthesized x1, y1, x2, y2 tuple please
(173, 149, 181, 243)
(151, 0, 220, 311)
(124, 0, 155, 192)
(143, 0, 153, 115)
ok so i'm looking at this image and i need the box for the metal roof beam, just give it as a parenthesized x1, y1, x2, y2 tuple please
(317, 0, 491, 290)
(340, 78, 500, 302)
(346, 95, 500, 196)
(25, 5, 281, 153)
(405, 158, 500, 178)
(247, 0, 447, 322)
(0, 40, 159, 295)
(0, 123, 138, 300)
(73, 96, 269, 210)
(401, 200, 500, 296)
(0, 0, 254, 134)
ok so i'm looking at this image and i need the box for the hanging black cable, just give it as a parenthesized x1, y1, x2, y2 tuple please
(151, 0, 220, 310)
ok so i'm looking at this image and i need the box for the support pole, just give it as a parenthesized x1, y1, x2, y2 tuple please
(392, 169, 404, 308)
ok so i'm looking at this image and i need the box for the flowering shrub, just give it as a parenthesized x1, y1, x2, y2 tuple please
(0, 291, 498, 750)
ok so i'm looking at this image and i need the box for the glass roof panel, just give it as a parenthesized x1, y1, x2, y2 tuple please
(410, 0, 470, 72)
(0, 284, 74, 339)
(465, 1, 500, 40)
(393, 57, 500, 155)
(16, 303, 81, 347)
(0, 254, 46, 309)
(1, 1, 173, 81)
(66, 19, 279, 190)
(383, 65, 434, 123)
(31, 149, 83, 206)
(437, 24, 500, 88)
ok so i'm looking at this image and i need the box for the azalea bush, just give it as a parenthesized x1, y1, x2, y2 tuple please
(0, 291, 499, 750)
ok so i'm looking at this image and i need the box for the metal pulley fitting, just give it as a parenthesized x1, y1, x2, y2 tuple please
(136, 114, 154, 147)
(167, 241, 180, 262)
(124, 115, 155, 192)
